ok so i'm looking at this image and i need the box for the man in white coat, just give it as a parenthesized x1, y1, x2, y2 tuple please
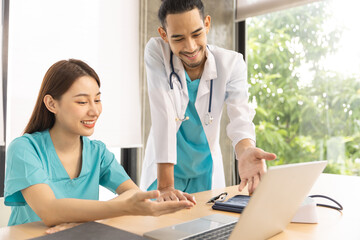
(140, 0, 276, 202)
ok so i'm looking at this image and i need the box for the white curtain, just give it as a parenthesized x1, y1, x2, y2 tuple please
(7, 0, 141, 148)
(236, 0, 321, 22)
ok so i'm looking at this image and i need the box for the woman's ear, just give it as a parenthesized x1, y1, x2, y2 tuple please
(43, 95, 57, 114)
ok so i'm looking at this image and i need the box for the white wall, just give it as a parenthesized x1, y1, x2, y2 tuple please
(7, 0, 141, 148)
(0, 0, 4, 146)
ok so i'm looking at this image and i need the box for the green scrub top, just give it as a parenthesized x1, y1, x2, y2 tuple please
(148, 72, 213, 194)
(4, 130, 130, 226)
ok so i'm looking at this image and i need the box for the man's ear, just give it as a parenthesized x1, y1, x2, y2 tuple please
(43, 95, 57, 114)
(204, 15, 211, 34)
(158, 26, 169, 43)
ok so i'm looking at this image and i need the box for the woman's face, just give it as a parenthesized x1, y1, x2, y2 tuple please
(53, 76, 102, 137)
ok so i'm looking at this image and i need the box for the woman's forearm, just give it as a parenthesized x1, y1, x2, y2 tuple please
(42, 197, 130, 227)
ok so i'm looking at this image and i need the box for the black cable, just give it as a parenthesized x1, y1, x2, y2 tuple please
(309, 195, 343, 211)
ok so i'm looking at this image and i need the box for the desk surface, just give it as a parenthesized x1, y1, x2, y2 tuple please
(1, 173, 360, 240)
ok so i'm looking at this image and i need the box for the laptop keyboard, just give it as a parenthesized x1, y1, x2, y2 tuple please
(183, 222, 237, 240)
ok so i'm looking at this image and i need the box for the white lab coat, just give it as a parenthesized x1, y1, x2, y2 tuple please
(140, 37, 256, 191)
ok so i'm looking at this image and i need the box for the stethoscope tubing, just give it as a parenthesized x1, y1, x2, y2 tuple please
(169, 51, 183, 90)
(208, 78, 213, 113)
(169, 51, 213, 121)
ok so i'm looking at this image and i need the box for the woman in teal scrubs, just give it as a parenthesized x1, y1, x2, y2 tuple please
(4, 59, 193, 228)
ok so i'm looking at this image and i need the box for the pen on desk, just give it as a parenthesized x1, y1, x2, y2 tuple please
(207, 192, 228, 204)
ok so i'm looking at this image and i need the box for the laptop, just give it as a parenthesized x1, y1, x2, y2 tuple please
(143, 160, 327, 240)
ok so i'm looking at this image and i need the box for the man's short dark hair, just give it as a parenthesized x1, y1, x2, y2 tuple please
(158, 0, 205, 28)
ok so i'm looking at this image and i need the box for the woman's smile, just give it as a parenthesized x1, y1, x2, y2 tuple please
(81, 120, 96, 128)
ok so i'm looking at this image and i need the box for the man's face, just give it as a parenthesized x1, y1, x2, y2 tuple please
(158, 8, 211, 71)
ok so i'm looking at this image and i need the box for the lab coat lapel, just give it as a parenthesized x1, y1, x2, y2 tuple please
(172, 53, 189, 114)
(197, 47, 217, 100)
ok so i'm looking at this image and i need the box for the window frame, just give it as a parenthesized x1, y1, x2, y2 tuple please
(1, 0, 10, 197)
(234, 20, 247, 185)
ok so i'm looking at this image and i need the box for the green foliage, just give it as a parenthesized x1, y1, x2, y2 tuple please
(247, 0, 360, 175)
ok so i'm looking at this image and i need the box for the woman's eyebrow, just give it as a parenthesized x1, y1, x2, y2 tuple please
(73, 92, 101, 98)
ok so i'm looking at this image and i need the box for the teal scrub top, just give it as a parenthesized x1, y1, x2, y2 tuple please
(174, 71, 213, 192)
(4, 130, 130, 226)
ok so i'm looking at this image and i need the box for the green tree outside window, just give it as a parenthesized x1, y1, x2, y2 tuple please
(247, 0, 360, 175)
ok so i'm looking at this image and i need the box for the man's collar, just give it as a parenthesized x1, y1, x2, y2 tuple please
(172, 45, 218, 81)
(202, 45, 217, 81)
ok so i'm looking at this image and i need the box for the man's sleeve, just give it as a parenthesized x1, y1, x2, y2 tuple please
(144, 38, 177, 164)
(225, 53, 256, 148)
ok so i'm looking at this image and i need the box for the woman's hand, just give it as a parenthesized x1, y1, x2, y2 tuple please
(125, 190, 194, 216)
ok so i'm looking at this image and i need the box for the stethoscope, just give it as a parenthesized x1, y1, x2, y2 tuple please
(169, 51, 213, 125)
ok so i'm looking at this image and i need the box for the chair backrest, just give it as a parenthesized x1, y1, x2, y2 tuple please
(0, 197, 11, 227)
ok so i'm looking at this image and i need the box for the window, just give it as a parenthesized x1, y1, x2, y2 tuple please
(246, 0, 360, 175)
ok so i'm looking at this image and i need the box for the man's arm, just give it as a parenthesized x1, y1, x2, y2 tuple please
(223, 53, 276, 194)
(145, 39, 178, 166)
(158, 163, 175, 192)
(235, 139, 276, 195)
(156, 163, 196, 204)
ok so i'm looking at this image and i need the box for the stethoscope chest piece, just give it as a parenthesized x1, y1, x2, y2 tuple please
(204, 112, 213, 126)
